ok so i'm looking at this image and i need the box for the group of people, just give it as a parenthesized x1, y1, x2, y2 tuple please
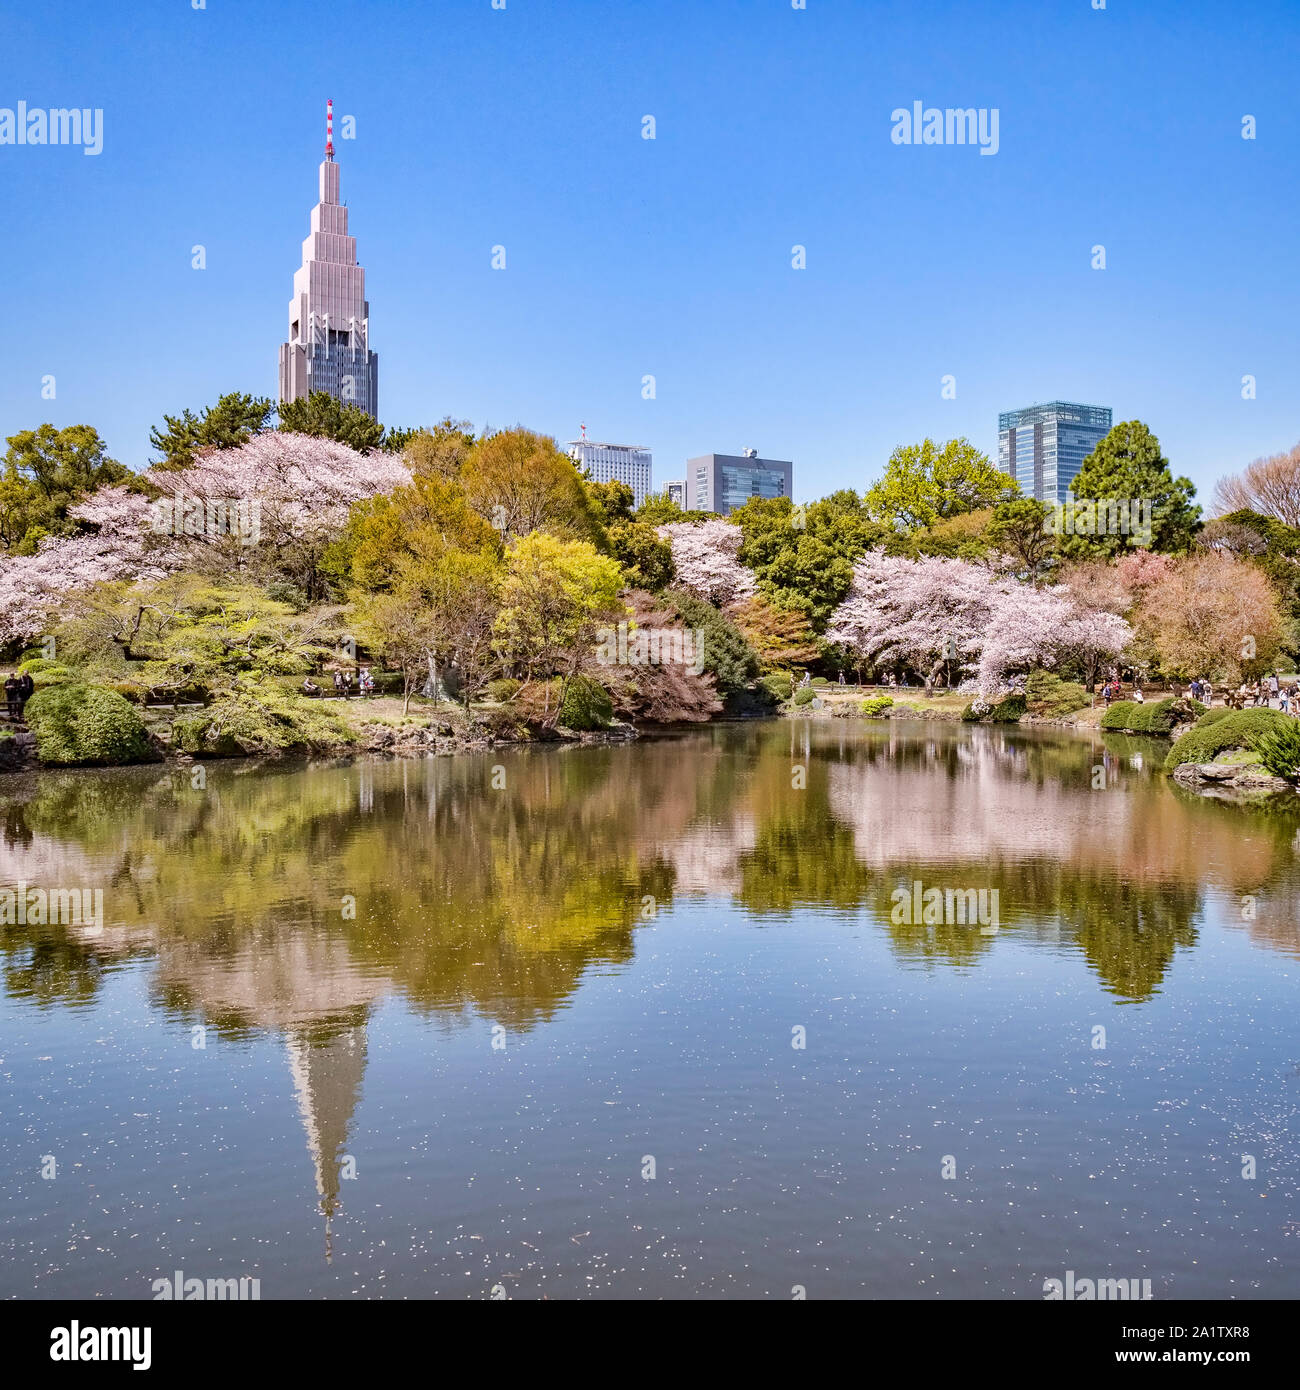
(1225, 673, 1298, 713)
(300, 668, 377, 699)
(3, 670, 35, 722)
(1101, 678, 1142, 706)
(1099, 671, 1300, 715)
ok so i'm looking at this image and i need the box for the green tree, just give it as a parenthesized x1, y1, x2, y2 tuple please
(865, 438, 1018, 531)
(462, 428, 606, 544)
(634, 493, 688, 525)
(277, 390, 385, 452)
(329, 474, 502, 596)
(586, 479, 636, 525)
(988, 497, 1057, 577)
(1063, 421, 1200, 557)
(608, 521, 675, 590)
(494, 533, 624, 723)
(149, 392, 275, 470)
(732, 492, 887, 629)
(2, 424, 131, 552)
(664, 589, 760, 695)
(357, 549, 503, 711)
(401, 418, 478, 479)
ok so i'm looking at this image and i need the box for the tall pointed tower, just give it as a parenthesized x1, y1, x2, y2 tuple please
(278, 100, 379, 419)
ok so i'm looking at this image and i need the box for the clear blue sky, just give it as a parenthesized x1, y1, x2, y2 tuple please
(2, 0, 1296, 503)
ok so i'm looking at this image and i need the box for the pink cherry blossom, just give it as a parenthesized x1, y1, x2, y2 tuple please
(656, 519, 757, 605)
(827, 550, 1131, 693)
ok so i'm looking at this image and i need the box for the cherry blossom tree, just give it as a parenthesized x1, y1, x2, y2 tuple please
(825, 551, 997, 683)
(0, 487, 185, 643)
(976, 581, 1130, 692)
(0, 433, 410, 640)
(827, 550, 1131, 693)
(656, 519, 757, 606)
(144, 431, 409, 558)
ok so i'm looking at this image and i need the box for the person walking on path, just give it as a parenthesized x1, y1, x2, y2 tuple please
(4, 674, 21, 722)
(17, 670, 34, 711)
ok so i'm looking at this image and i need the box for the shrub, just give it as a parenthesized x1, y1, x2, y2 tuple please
(17, 657, 78, 688)
(1101, 697, 1202, 735)
(664, 589, 760, 695)
(761, 672, 793, 702)
(811, 676, 829, 687)
(962, 693, 1026, 723)
(558, 674, 614, 731)
(861, 695, 894, 716)
(485, 678, 521, 703)
(1249, 719, 1300, 781)
(1024, 670, 1091, 718)
(171, 682, 354, 757)
(793, 686, 816, 706)
(25, 684, 156, 766)
(1165, 708, 1290, 771)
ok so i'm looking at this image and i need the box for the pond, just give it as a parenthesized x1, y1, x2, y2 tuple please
(1, 721, 1297, 1299)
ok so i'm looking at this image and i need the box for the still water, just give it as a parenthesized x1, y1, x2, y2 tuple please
(1, 721, 1297, 1300)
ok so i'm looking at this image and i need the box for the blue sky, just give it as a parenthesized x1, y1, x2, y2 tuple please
(1, 0, 1296, 504)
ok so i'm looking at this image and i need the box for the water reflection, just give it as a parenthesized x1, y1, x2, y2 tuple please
(3, 722, 1300, 1234)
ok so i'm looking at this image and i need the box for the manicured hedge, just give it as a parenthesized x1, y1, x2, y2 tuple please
(1101, 697, 1203, 735)
(761, 672, 794, 702)
(962, 693, 1027, 723)
(861, 695, 894, 716)
(1164, 708, 1289, 771)
(558, 674, 614, 730)
(1250, 719, 1300, 781)
(792, 686, 816, 706)
(1024, 671, 1090, 717)
(25, 684, 156, 766)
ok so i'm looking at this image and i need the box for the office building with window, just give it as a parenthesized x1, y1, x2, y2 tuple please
(687, 449, 793, 515)
(278, 102, 379, 419)
(663, 480, 687, 509)
(997, 402, 1112, 503)
(567, 437, 653, 508)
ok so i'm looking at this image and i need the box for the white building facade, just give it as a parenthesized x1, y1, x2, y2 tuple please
(567, 439, 653, 508)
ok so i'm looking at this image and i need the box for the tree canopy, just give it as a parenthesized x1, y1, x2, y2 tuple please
(1064, 420, 1200, 557)
(865, 438, 1018, 531)
(149, 392, 276, 470)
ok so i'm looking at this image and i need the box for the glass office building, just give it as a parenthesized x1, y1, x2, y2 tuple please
(688, 450, 793, 515)
(997, 402, 1112, 503)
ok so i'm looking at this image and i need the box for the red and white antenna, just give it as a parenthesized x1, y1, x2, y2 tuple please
(579, 421, 587, 441)
(325, 99, 334, 159)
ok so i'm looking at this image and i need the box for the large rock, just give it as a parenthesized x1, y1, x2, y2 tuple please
(1172, 761, 1292, 796)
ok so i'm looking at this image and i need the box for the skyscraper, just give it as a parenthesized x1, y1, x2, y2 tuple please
(278, 101, 379, 419)
(567, 431, 653, 508)
(997, 402, 1112, 503)
(687, 449, 793, 515)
